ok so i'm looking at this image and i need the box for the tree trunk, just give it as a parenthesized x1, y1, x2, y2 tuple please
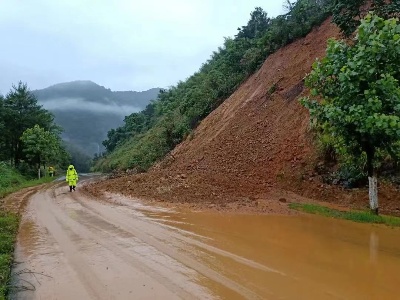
(366, 145, 378, 215)
(38, 157, 41, 180)
(368, 175, 378, 215)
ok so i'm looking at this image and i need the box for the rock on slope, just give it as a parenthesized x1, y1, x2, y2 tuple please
(93, 18, 400, 215)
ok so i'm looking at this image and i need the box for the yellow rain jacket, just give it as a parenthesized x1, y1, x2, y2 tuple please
(66, 165, 78, 186)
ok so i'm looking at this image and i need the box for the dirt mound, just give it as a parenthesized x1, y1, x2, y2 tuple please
(91, 18, 400, 215)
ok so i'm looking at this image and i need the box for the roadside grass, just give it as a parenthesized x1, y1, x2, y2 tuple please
(0, 164, 55, 299)
(0, 162, 55, 199)
(0, 176, 53, 199)
(289, 203, 400, 227)
(0, 213, 19, 300)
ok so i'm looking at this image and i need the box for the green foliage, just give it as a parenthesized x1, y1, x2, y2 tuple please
(0, 162, 55, 299)
(0, 162, 25, 191)
(289, 203, 400, 226)
(302, 14, 400, 177)
(332, 0, 366, 36)
(0, 162, 53, 198)
(0, 213, 19, 299)
(236, 7, 271, 39)
(315, 133, 338, 163)
(97, 0, 334, 172)
(20, 125, 67, 170)
(0, 82, 70, 175)
(332, 0, 400, 36)
(336, 161, 366, 187)
(267, 83, 277, 95)
(311, 130, 369, 186)
(0, 82, 61, 166)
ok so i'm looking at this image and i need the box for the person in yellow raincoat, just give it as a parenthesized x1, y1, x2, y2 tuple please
(48, 166, 54, 177)
(66, 165, 78, 192)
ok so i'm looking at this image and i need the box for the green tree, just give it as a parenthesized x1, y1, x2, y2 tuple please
(332, 0, 400, 37)
(20, 125, 66, 178)
(236, 7, 270, 39)
(0, 82, 57, 165)
(301, 14, 400, 214)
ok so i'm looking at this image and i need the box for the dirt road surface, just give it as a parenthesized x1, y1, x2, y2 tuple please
(11, 178, 400, 299)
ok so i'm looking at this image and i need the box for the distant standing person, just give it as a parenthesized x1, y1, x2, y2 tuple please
(66, 165, 78, 192)
(48, 166, 55, 177)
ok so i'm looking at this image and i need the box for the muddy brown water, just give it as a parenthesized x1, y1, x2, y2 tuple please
(11, 180, 400, 299)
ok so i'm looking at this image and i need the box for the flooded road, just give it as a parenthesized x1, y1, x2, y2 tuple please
(12, 180, 400, 299)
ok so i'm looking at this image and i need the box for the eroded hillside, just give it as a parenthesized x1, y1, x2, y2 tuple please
(89, 18, 400, 215)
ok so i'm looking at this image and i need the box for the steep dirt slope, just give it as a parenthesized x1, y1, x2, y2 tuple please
(91, 18, 400, 215)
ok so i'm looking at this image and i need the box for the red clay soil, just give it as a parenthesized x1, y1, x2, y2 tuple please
(86, 18, 400, 216)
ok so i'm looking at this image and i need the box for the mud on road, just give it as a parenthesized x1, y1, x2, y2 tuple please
(11, 178, 400, 299)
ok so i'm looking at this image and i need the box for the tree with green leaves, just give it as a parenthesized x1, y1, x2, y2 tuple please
(236, 7, 270, 39)
(20, 125, 68, 178)
(302, 14, 400, 214)
(332, 0, 400, 37)
(0, 82, 57, 166)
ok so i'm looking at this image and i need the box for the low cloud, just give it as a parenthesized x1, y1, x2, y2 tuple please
(40, 98, 141, 116)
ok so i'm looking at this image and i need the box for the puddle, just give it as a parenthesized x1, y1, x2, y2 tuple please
(143, 206, 400, 299)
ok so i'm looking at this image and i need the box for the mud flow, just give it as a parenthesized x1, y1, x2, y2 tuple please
(11, 181, 400, 299)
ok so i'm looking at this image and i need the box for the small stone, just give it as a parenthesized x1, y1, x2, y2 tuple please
(279, 198, 287, 203)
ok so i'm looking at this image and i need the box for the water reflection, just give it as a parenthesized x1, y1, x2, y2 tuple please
(370, 231, 379, 263)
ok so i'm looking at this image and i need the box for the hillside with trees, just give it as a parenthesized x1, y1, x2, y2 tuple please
(96, 0, 398, 172)
(92, 0, 400, 216)
(95, 0, 335, 171)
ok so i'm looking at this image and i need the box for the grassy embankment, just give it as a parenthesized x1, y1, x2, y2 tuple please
(290, 203, 400, 227)
(0, 164, 53, 299)
(0, 212, 18, 299)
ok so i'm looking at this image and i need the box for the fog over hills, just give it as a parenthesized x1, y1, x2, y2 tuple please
(33, 81, 160, 157)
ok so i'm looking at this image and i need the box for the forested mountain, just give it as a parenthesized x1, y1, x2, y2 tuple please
(33, 81, 160, 157)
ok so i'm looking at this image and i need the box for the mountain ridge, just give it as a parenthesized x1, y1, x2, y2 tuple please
(33, 81, 160, 159)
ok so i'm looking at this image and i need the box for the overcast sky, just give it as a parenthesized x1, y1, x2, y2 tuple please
(0, 0, 285, 94)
